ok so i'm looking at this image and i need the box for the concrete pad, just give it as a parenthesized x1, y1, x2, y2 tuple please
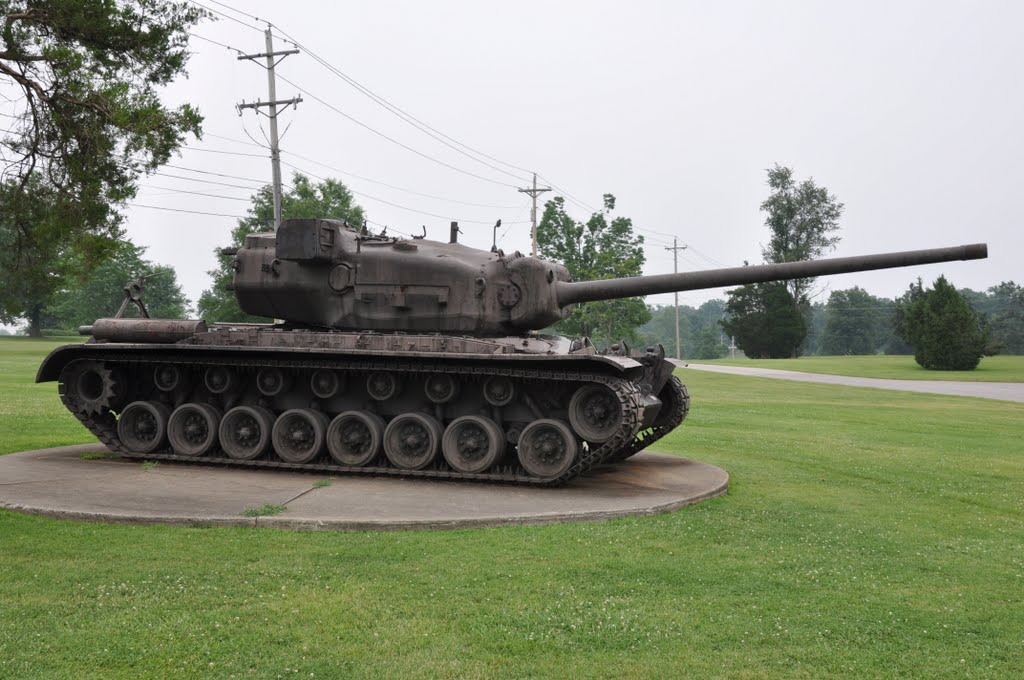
(0, 445, 728, 531)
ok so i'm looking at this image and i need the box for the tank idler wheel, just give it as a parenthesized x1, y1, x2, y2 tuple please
(383, 413, 442, 470)
(168, 403, 222, 456)
(204, 366, 236, 395)
(117, 401, 171, 454)
(154, 364, 188, 393)
(272, 409, 329, 463)
(366, 372, 400, 401)
(310, 369, 344, 399)
(256, 367, 290, 397)
(327, 411, 385, 466)
(568, 383, 623, 443)
(517, 419, 579, 479)
(442, 415, 504, 473)
(424, 374, 459, 404)
(482, 376, 516, 407)
(219, 406, 275, 460)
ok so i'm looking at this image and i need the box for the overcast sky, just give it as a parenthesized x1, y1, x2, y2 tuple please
(8, 0, 1022, 316)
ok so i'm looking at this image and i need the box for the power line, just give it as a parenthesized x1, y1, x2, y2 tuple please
(188, 32, 243, 54)
(184, 146, 267, 158)
(153, 170, 263, 191)
(203, 5, 535, 181)
(138, 184, 252, 201)
(129, 202, 245, 218)
(280, 150, 523, 210)
(281, 34, 532, 184)
(279, 159, 525, 226)
(163, 163, 268, 184)
(274, 72, 518, 189)
(186, 0, 265, 34)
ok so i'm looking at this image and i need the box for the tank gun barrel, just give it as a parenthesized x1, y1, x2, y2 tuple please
(555, 243, 988, 307)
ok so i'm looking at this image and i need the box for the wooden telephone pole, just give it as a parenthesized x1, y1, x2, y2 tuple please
(664, 238, 688, 359)
(236, 28, 302, 230)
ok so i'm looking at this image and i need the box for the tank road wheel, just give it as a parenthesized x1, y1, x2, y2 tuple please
(256, 367, 290, 397)
(310, 370, 344, 399)
(168, 403, 222, 456)
(442, 415, 504, 473)
(272, 409, 329, 463)
(366, 372, 400, 401)
(568, 384, 623, 443)
(219, 406, 275, 460)
(424, 374, 459, 404)
(383, 413, 442, 470)
(327, 411, 385, 466)
(517, 419, 579, 479)
(154, 364, 188, 393)
(117, 401, 171, 454)
(482, 376, 516, 406)
(62, 360, 119, 415)
(204, 366, 236, 395)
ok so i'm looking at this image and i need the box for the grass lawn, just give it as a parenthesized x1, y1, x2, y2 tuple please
(697, 353, 1024, 382)
(1, 339, 1023, 678)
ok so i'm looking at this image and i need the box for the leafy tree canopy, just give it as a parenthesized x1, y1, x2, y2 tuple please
(895, 276, 989, 370)
(760, 164, 844, 302)
(720, 282, 806, 359)
(638, 299, 727, 359)
(41, 240, 189, 331)
(536, 194, 649, 346)
(820, 286, 887, 355)
(198, 173, 365, 322)
(0, 0, 206, 334)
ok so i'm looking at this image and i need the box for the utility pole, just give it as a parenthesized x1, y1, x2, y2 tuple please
(237, 28, 302, 230)
(518, 172, 551, 257)
(664, 237, 688, 359)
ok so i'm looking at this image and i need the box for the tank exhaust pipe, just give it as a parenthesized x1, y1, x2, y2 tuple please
(555, 243, 988, 307)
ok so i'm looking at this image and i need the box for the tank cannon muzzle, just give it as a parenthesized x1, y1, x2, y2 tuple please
(555, 243, 988, 307)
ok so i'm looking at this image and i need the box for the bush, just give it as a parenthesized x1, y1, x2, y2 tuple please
(895, 276, 988, 370)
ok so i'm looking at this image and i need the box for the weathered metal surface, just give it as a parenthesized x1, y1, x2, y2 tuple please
(81, 318, 208, 344)
(36, 216, 986, 485)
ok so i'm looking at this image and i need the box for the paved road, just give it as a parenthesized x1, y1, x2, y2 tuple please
(678, 362, 1024, 403)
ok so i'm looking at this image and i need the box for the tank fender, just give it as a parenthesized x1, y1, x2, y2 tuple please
(36, 345, 91, 383)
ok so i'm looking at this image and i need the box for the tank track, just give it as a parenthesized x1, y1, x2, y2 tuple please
(609, 376, 690, 462)
(58, 351, 647, 486)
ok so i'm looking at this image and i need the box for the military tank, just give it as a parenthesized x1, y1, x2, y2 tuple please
(37, 218, 987, 484)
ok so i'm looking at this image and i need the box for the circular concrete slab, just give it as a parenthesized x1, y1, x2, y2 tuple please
(0, 444, 728, 531)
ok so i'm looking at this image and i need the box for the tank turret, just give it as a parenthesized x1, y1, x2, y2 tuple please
(232, 218, 987, 335)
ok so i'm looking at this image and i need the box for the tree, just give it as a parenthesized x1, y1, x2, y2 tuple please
(42, 240, 189, 331)
(720, 282, 806, 359)
(894, 276, 989, 370)
(760, 165, 844, 303)
(536, 194, 649, 346)
(198, 174, 365, 322)
(983, 282, 1024, 354)
(820, 287, 886, 355)
(0, 0, 206, 335)
(720, 166, 844, 358)
(689, 325, 726, 360)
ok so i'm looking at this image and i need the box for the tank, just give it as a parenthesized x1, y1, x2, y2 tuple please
(37, 218, 988, 484)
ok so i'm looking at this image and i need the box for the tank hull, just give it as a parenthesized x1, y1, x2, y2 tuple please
(38, 329, 689, 485)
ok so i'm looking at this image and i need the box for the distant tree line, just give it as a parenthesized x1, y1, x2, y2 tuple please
(636, 280, 1023, 360)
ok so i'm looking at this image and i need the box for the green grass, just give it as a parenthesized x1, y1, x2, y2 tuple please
(698, 353, 1024, 382)
(0, 337, 93, 455)
(2, 340, 1023, 677)
(241, 503, 288, 518)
